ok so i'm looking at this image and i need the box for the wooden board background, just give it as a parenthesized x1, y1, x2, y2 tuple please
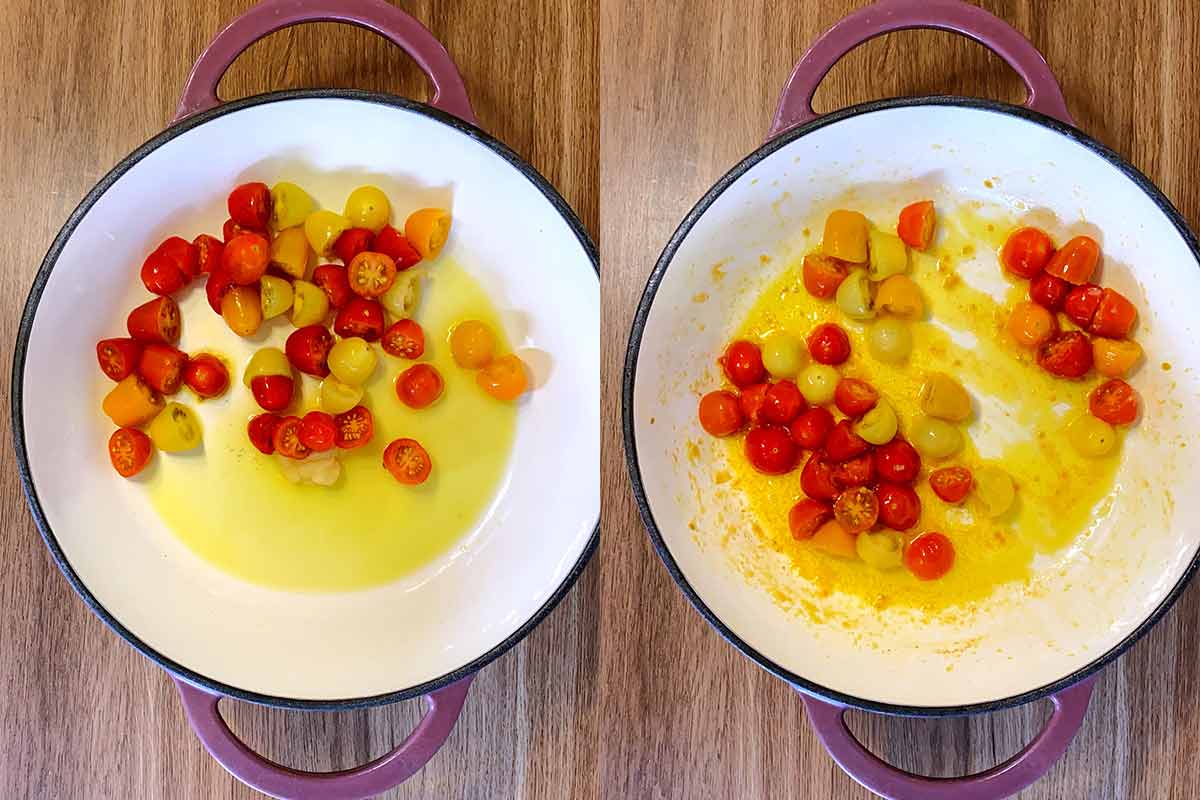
(598, 1, 1200, 799)
(0, 1, 597, 798)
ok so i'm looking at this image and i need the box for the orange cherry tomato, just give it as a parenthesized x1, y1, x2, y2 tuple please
(1092, 337, 1142, 378)
(801, 254, 850, 299)
(929, 466, 972, 504)
(108, 427, 153, 478)
(374, 225, 422, 269)
(383, 438, 432, 484)
(807, 323, 851, 365)
(1089, 288, 1137, 338)
(897, 201, 935, 250)
(347, 251, 398, 298)
(96, 337, 142, 382)
(247, 413, 284, 455)
(193, 233, 224, 275)
(298, 411, 337, 452)
(1037, 331, 1093, 378)
(800, 452, 838, 501)
(1000, 227, 1054, 279)
(449, 320, 496, 369)
(183, 354, 230, 399)
(381, 319, 426, 360)
(228, 182, 272, 230)
(127, 296, 180, 344)
(1090, 379, 1139, 425)
(833, 378, 878, 417)
(222, 233, 271, 285)
(1006, 301, 1059, 348)
(334, 406, 374, 449)
(477, 354, 529, 401)
(789, 406, 835, 449)
(720, 340, 765, 387)
(905, 532, 955, 580)
(877, 482, 921, 530)
(824, 420, 869, 461)
(250, 374, 294, 412)
(333, 227, 375, 264)
(102, 375, 164, 427)
(313, 264, 353, 309)
(1044, 235, 1100, 285)
(404, 208, 451, 259)
(272, 415, 311, 460)
(788, 498, 832, 540)
(136, 343, 187, 394)
(698, 390, 745, 436)
(744, 426, 798, 474)
(833, 486, 879, 534)
(761, 380, 806, 425)
(397, 364, 444, 409)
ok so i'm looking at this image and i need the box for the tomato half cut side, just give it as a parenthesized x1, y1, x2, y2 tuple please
(127, 296, 180, 344)
(108, 427, 153, 478)
(334, 406, 374, 449)
(273, 416, 311, 460)
(247, 413, 284, 455)
(96, 338, 142, 382)
(929, 466, 972, 503)
(298, 411, 337, 452)
(383, 437, 432, 484)
(381, 318, 426, 359)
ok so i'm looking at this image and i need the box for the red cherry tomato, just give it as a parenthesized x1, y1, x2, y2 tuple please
(1000, 227, 1054, 279)
(1044, 235, 1100, 285)
(877, 482, 921, 530)
(127, 296, 180, 344)
(800, 452, 838, 500)
(381, 318, 426, 360)
(383, 437, 432, 484)
(788, 499, 832, 540)
(334, 297, 386, 341)
(298, 411, 337, 452)
(250, 374, 294, 412)
(698, 390, 745, 437)
(1089, 378, 1139, 425)
(223, 218, 253, 243)
(807, 323, 851, 365)
(347, 251, 398, 298)
(227, 182, 272, 230)
(897, 200, 936, 250)
(1029, 272, 1069, 311)
(140, 236, 198, 294)
(205, 267, 235, 314)
(333, 227, 375, 264)
(396, 364, 445, 409)
(905, 532, 955, 580)
(761, 380, 806, 425)
(374, 225, 422, 270)
(831, 451, 874, 489)
(1063, 283, 1104, 328)
(334, 406, 374, 449)
(802, 254, 849, 299)
(108, 427, 153, 478)
(930, 466, 973, 504)
(285, 325, 335, 377)
(834, 378, 878, 417)
(824, 420, 869, 461)
(1037, 331, 1093, 378)
(721, 340, 766, 387)
(744, 426, 798, 474)
(183, 354, 230, 399)
(789, 406, 835, 449)
(313, 264, 354, 309)
(96, 337, 142, 382)
(222, 233, 270, 285)
(193, 234, 224, 275)
(874, 439, 921, 484)
(272, 415, 311, 460)
(1089, 288, 1137, 338)
(247, 413, 284, 455)
(834, 486, 879, 534)
(738, 383, 769, 425)
(137, 343, 187, 394)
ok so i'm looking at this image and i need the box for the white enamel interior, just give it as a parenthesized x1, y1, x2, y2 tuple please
(21, 97, 599, 701)
(632, 104, 1200, 708)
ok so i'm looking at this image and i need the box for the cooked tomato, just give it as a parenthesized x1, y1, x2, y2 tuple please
(744, 426, 798, 474)
(807, 323, 851, 365)
(374, 225, 422, 270)
(738, 383, 769, 425)
(1029, 271, 1069, 310)
(334, 297, 386, 341)
(334, 406, 374, 449)
(285, 325, 335, 377)
(222, 233, 271, 285)
(833, 378, 878, 417)
(383, 438, 432, 484)
(333, 227, 375, 264)
(96, 337, 141, 382)
(833, 486, 879, 534)
(183, 354, 229, 399)
(874, 439, 921, 483)
(897, 200, 935, 250)
(381, 318, 425, 359)
(788, 499, 832, 540)
(137, 343, 187, 394)
(127, 296, 180, 344)
(222, 218, 253, 243)
(193, 234, 224, 275)
(347, 251, 398, 298)
(698, 390, 745, 436)
(801, 253, 850, 299)
(1000, 227, 1054, 279)
(1037, 331, 1093, 378)
(272, 415, 311, 460)
(298, 411, 337, 452)
(313, 264, 354, 309)
(761, 380, 805, 425)
(720, 340, 766, 387)
(824, 420, 869, 461)
(1090, 379, 1139, 425)
(108, 427, 153, 478)
(877, 482, 921, 530)
(1092, 337, 1142, 378)
(1044, 235, 1100, 284)
(789, 406, 835, 449)
(800, 452, 838, 501)
(929, 466, 972, 503)
(141, 236, 198, 294)
(205, 267, 235, 314)
(247, 413, 284, 454)
(831, 451, 874, 489)
(228, 182, 272, 230)
(396, 364, 444, 409)
(1089, 288, 1137, 338)
(905, 532, 955, 580)
(250, 374, 294, 411)
(1063, 283, 1104, 327)
(1006, 301, 1059, 348)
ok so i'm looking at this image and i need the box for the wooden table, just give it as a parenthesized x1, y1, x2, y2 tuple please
(599, 1, 1200, 798)
(0, 2, 596, 798)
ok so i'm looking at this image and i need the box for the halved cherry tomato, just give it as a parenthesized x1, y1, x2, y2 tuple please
(834, 486, 879, 534)
(221, 285, 262, 337)
(205, 267, 235, 314)
(381, 318, 425, 359)
(877, 482, 921, 530)
(346, 251, 398, 298)
(720, 340, 766, 387)
(1037, 331, 1093, 378)
(96, 337, 141, 382)
(383, 437, 432, 484)
(396, 364, 444, 409)
(313, 264, 354, 309)
(108, 427, 153, 478)
(738, 383, 769, 425)
(102, 375, 164, 427)
(183, 354, 229, 399)
(698, 390, 745, 436)
(1092, 337, 1142, 378)
(1029, 271, 1069, 310)
(789, 406, 835, 450)
(477, 355, 529, 401)
(832, 451, 875, 489)
(1044, 235, 1100, 284)
(222, 233, 271, 285)
(247, 413, 284, 454)
(272, 415, 311, 460)
(285, 325, 334, 377)
(334, 297, 386, 341)
(801, 254, 849, 299)
(1006, 301, 1059, 348)
(874, 439, 921, 483)
(193, 234, 224, 275)
(1000, 227, 1054, 279)
(807, 323, 851, 365)
(834, 378, 877, 417)
(333, 227, 375, 264)
(824, 420, 869, 461)
(141, 236, 198, 294)
(374, 225, 422, 269)
(334, 406, 374, 449)
(1090, 379, 1139, 425)
(404, 208, 451, 259)
(929, 466, 972, 503)
(228, 182, 272, 230)
(788, 499, 832, 540)
(298, 411, 337, 452)
(1063, 283, 1104, 327)
(137, 343, 187, 394)
(897, 201, 935, 250)
(744, 426, 798, 474)
(905, 532, 955, 580)
(223, 218, 253, 243)
(250, 374, 294, 411)
(1089, 288, 1137, 338)
(800, 452, 838, 500)
(761, 380, 806, 425)
(127, 296, 180, 344)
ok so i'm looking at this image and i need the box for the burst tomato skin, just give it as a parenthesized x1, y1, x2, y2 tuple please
(1029, 272, 1069, 311)
(744, 426, 799, 474)
(381, 318, 425, 360)
(874, 439, 921, 483)
(247, 413, 284, 454)
(334, 406, 374, 449)
(137, 343, 188, 394)
(834, 486, 880, 533)
(761, 380, 806, 425)
(298, 411, 337, 452)
(1063, 284, 1104, 328)
(333, 228, 375, 264)
(228, 182, 272, 230)
(1090, 378, 1139, 425)
(721, 340, 766, 387)
(193, 234, 224, 274)
(738, 383, 769, 425)
(930, 466, 973, 503)
(272, 415, 311, 460)
(374, 225, 422, 270)
(832, 451, 875, 489)
(285, 325, 335, 377)
(108, 427, 153, 478)
(698, 390, 745, 437)
(800, 452, 839, 501)
(96, 338, 142, 382)
(334, 297, 386, 341)
(789, 499, 832, 540)
(1037, 331, 1093, 378)
(824, 420, 869, 461)
(1001, 227, 1054, 279)
(807, 323, 851, 365)
(127, 296, 180, 344)
(789, 407, 835, 449)
(834, 378, 878, 417)
(313, 264, 354, 309)
(396, 364, 445, 409)
(250, 374, 294, 412)
(183, 354, 230, 399)
(877, 482, 921, 530)
(905, 532, 955, 580)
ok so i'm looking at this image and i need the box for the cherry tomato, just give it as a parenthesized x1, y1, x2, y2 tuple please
(223, 218, 253, 243)
(824, 420, 869, 461)
(96, 338, 141, 382)
(250, 374, 294, 412)
(347, 251, 398, 298)
(221, 285, 262, 337)
(1090, 378, 1139, 425)
(449, 321, 496, 368)
(333, 227, 375, 264)
(298, 411, 336, 452)
(1006, 301, 1059, 349)
(140, 236, 198, 294)
(222, 233, 271, 285)
(744, 426, 798, 474)
(137, 343, 187, 394)
(1044, 235, 1100, 284)
(228, 181, 272, 230)
(802, 254, 850, 299)
(1000, 227, 1054, 279)
(877, 482, 921, 530)
(397, 364, 444, 409)
(761, 380, 806, 425)
(789, 406, 835, 449)
(874, 438, 921, 483)
(247, 413, 284, 454)
(738, 383, 769, 425)
(381, 318, 426, 360)
(193, 234, 224, 275)
(833, 486, 879, 534)
(477, 355, 529, 402)
(1063, 283, 1104, 327)
(404, 208, 451, 259)
(183, 354, 229, 399)
(905, 532, 955, 580)
(1089, 288, 1137, 338)
(1029, 272, 1069, 310)
(374, 225, 422, 269)
(1037, 331, 1093, 378)
(108, 427, 153, 478)
(698, 390, 745, 436)
(788, 499, 832, 540)
(1092, 337, 1142, 378)
(312, 264, 353, 309)
(833, 378, 877, 417)
(897, 200, 935, 250)
(807, 323, 851, 365)
(285, 325, 335, 377)
(800, 452, 838, 501)
(383, 437, 432, 484)
(127, 296, 180, 344)
(205, 267, 235, 314)
(334, 406, 374, 449)
(334, 297, 386, 341)
(831, 451, 875, 489)
(930, 466, 973, 504)
(721, 340, 766, 387)
(272, 415, 311, 460)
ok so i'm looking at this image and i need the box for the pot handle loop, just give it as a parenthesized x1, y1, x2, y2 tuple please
(800, 676, 1096, 800)
(768, 0, 1073, 140)
(173, 673, 474, 800)
(174, 0, 476, 126)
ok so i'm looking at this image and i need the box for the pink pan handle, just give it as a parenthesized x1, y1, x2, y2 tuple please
(801, 676, 1096, 800)
(768, 0, 1073, 139)
(174, 0, 476, 126)
(174, 674, 474, 800)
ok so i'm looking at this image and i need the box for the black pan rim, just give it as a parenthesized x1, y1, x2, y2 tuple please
(12, 88, 600, 711)
(623, 94, 1200, 718)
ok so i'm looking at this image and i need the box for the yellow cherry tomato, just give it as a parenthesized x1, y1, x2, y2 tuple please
(919, 372, 972, 422)
(856, 530, 904, 570)
(868, 319, 912, 363)
(260, 275, 294, 319)
(761, 331, 806, 378)
(148, 403, 203, 452)
(404, 208, 452, 259)
(821, 210, 869, 263)
(344, 186, 391, 233)
(243, 347, 291, 387)
(477, 354, 528, 401)
(327, 337, 378, 386)
(270, 225, 311, 280)
(1092, 337, 1143, 378)
(974, 465, 1016, 517)
(1067, 414, 1117, 457)
(304, 210, 351, 257)
(319, 378, 364, 415)
(810, 519, 858, 559)
(270, 182, 313, 230)
(875, 275, 925, 319)
(835, 268, 875, 320)
(797, 364, 838, 405)
(855, 400, 898, 445)
(381, 269, 422, 318)
(290, 279, 330, 327)
(911, 416, 963, 459)
(221, 285, 262, 337)
(450, 320, 496, 369)
(867, 229, 908, 280)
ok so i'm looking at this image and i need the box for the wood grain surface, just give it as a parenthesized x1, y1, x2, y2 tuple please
(599, 1, 1200, 799)
(0, 1, 597, 798)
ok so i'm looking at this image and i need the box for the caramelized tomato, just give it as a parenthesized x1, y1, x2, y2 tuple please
(1037, 331, 1093, 378)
